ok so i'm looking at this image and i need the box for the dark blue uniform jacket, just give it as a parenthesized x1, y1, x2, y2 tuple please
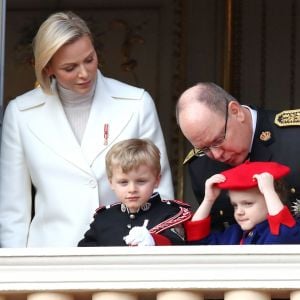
(78, 192, 192, 246)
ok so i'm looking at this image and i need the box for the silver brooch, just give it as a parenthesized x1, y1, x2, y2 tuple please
(291, 199, 300, 218)
(121, 203, 127, 213)
(141, 202, 151, 211)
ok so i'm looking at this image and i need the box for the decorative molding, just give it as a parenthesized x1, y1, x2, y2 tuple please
(0, 245, 300, 297)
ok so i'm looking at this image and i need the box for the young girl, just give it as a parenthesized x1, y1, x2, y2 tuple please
(185, 161, 300, 245)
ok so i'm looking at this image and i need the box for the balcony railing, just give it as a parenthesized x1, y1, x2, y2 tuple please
(0, 245, 300, 299)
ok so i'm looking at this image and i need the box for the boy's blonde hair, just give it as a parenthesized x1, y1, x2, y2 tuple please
(106, 139, 161, 180)
(32, 11, 93, 94)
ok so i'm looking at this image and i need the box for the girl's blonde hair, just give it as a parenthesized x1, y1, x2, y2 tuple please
(32, 11, 93, 94)
(105, 139, 161, 180)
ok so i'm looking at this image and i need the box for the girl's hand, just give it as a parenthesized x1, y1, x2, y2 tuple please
(253, 172, 284, 215)
(204, 174, 226, 203)
(192, 174, 226, 221)
(253, 172, 275, 195)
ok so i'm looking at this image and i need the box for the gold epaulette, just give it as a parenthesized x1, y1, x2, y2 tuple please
(274, 109, 300, 127)
(183, 149, 196, 165)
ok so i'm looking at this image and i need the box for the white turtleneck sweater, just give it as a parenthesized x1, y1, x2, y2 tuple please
(57, 82, 96, 144)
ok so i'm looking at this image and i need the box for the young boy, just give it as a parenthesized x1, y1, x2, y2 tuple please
(78, 138, 192, 247)
(185, 161, 300, 245)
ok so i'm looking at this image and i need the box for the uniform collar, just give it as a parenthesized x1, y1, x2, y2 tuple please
(242, 105, 257, 152)
(120, 192, 161, 214)
(249, 107, 275, 161)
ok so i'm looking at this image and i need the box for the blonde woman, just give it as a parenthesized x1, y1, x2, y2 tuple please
(0, 11, 173, 247)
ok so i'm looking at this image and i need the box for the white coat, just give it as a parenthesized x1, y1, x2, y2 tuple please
(0, 71, 174, 247)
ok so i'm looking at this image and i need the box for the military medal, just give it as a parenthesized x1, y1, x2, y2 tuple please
(104, 123, 109, 145)
(259, 131, 271, 141)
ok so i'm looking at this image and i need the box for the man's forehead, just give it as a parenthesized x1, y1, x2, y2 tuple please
(181, 102, 220, 124)
(186, 116, 218, 143)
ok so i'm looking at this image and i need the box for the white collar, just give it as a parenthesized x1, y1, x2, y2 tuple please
(242, 105, 257, 152)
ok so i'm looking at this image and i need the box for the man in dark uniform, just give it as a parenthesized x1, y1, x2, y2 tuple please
(177, 82, 300, 231)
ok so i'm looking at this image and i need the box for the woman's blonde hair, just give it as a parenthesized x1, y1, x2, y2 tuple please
(32, 11, 93, 94)
(105, 139, 161, 180)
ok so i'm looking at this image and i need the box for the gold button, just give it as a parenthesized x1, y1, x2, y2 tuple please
(219, 210, 223, 216)
(291, 188, 296, 194)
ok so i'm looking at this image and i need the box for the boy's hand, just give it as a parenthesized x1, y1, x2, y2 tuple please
(124, 226, 155, 246)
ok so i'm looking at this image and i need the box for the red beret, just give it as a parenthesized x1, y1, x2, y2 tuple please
(216, 161, 290, 190)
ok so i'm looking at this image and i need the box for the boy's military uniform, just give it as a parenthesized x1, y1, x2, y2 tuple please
(78, 192, 192, 246)
(184, 108, 300, 231)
